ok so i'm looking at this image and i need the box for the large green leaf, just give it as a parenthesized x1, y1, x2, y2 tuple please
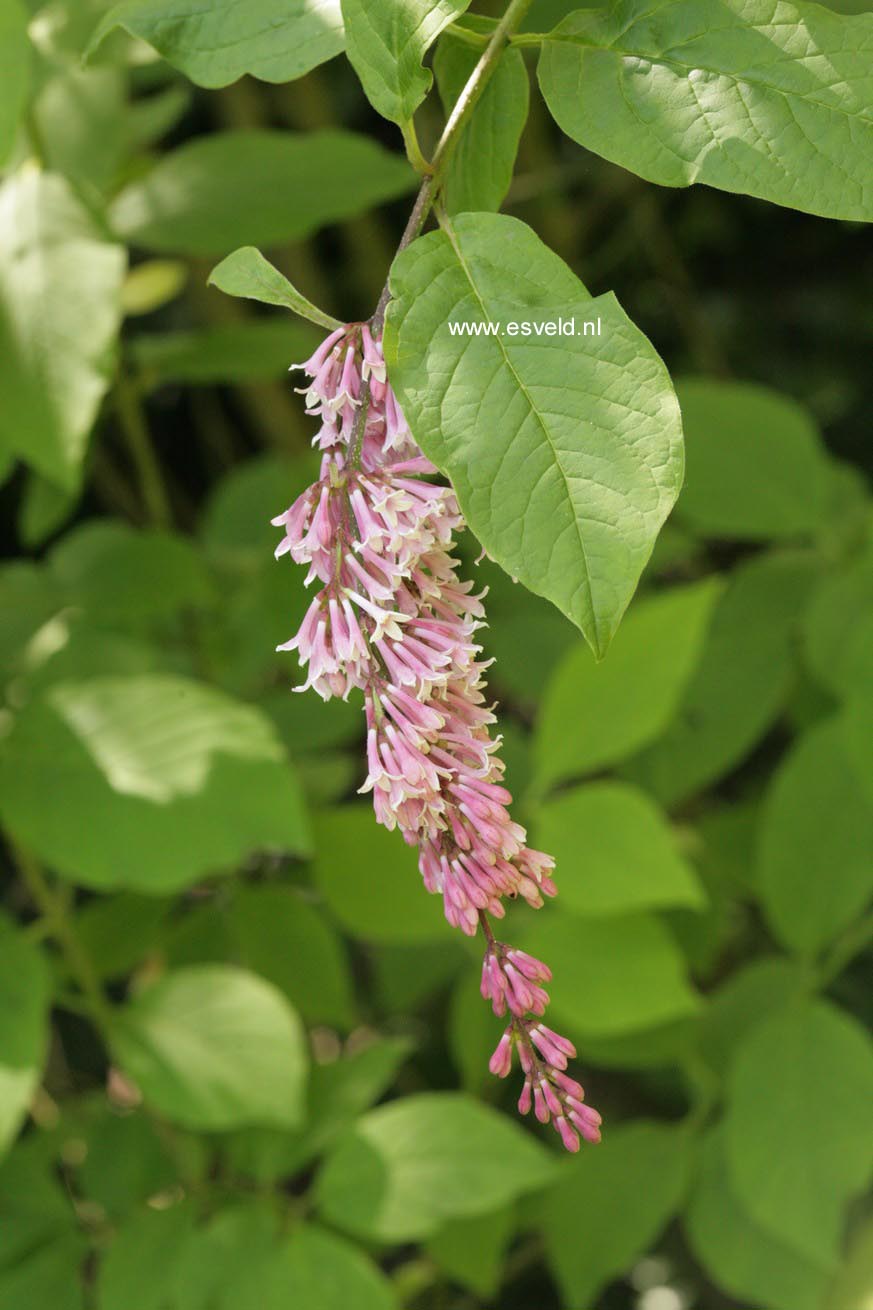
(208, 247, 342, 331)
(0, 675, 310, 891)
(674, 380, 831, 540)
(426, 1206, 515, 1299)
(87, 0, 343, 87)
(316, 1093, 554, 1242)
(224, 1038, 411, 1182)
(73, 893, 171, 982)
(434, 33, 529, 213)
(803, 552, 873, 700)
(384, 213, 684, 656)
(827, 1216, 873, 1310)
(0, 168, 125, 490)
(0, 1235, 85, 1310)
(626, 552, 818, 805)
(517, 908, 700, 1038)
(842, 696, 873, 802)
(537, 0, 873, 220)
(340, 0, 470, 125)
(0, 0, 29, 164)
(110, 130, 414, 256)
(103, 1206, 399, 1310)
(248, 1225, 399, 1310)
(696, 958, 805, 1081)
(0, 1140, 86, 1310)
(111, 965, 308, 1131)
(311, 805, 455, 944)
(76, 1112, 177, 1220)
(49, 521, 213, 633)
(97, 1202, 198, 1310)
(535, 781, 703, 915)
(0, 936, 50, 1159)
(725, 998, 873, 1267)
(685, 1129, 830, 1310)
(758, 716, 873, 957)
(538, 1121, 694, 1307)
(167, 886, 355, 1028)
(532, 579, 719, 791)
(34, 66, 127, 196)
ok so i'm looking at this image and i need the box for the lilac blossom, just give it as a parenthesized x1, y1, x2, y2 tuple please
(272, 323, 601, 1152)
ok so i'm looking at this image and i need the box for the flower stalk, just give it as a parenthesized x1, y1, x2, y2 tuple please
(272, 323, 600, 1151)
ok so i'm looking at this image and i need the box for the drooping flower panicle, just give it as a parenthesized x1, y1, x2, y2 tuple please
(272, 323, 601, 1152)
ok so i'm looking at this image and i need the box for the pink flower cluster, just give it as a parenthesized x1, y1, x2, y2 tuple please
(272, 324, 601, 1151)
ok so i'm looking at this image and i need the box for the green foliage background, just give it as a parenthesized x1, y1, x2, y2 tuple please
(0, 1, 872, 1308)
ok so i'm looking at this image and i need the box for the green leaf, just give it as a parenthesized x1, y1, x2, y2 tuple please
(758, 717, 873, 957)
(827, 1215, 873, 1310)
(34, 66, 127, 197)
(534, 781, 704, 916)
(127, 84, 193, 149)
(224, 1038, 411, 1182)
(111, 965, 308, 1131)
(97, 1202, 198, 1310)
(234, 887, 354, 1027)
(248, 1224, 399, 1310)
(474, 556, 577, 709)
(375, 940, 468, 1014)
(537, 1121, 693, 1307)
(524, 0, 599, 24)
(685, 1128, 830, 1310)
(0, 0, 29, 164)
(725, 998, 873, 1267)
(803, 553, 873, 700)
(170, 886, 355, 1028)
(448, 969, 498, 1093)
(0, 1236, 85, 1310)
(49, 522, 213, 633)
(384, 213, 684, 656)
(426, 1205, 515, 1299)
(0, 168, 125, 490)
(341, 0, 471, 125)
(674, 380, 831, 539)
(0, 674, 311, 891)
(842, 696, 873, 802)
(133, 321, 321, 386)
(533, 580, 719, 791)
(574, 1015, 698, 1072)
(110, 130, 414, 257)
(0, 1139, 86, 1310)
(0, 564, 63, 684)
(317, 1092, 554, 1242)
(77, 1112, 177, 1219)
(0, 935, 50, 1159)
(86, 0, 344, 88)
(0, 1135, 80, 1260)
(72, 893, 171, 981)
(626, 552, 819, 805)
(311, 805, 455, 943)
(434, 35, 529, 213)
(208, 247, 342, 331)
(102, 1203, 398, 1310)
(696, 958, 805, 1081)
(537, 0, 873, 221)
(121, 259, 188, 316)
(18, 474, 78, 549)
(517, 908, 700, 1038)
